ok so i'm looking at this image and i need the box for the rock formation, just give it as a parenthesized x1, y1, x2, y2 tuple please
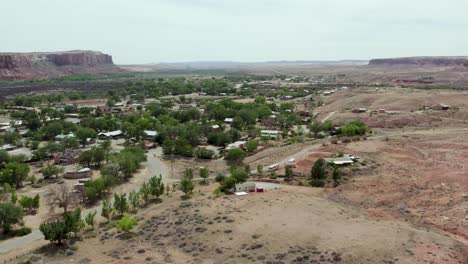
(369, 56, 468, 67)
(0, 50, 120, 80)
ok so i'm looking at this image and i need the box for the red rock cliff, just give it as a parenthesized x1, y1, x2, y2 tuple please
(0, 51, 120, 79)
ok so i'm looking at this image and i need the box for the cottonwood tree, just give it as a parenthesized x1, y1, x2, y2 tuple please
(113, 193, 128, 217)
(101, 198, 113, 223)
(309, 158, 327, 187)
(128, 191, 140, 213)
(179, 175, 194, 198)
(0, 202, 24, 233)
(149, 175, 164, 200)
(199, 167, 209, 184)
(139, 181, 151, 205)
(48, 184, 76, 214)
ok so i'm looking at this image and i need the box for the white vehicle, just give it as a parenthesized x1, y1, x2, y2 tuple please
(268, 164, 280, 171)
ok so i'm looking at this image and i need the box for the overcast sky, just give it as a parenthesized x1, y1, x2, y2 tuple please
(2, 0, 467, 64)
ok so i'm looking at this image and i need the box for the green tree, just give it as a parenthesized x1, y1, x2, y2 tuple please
(1, 162, 30, 188)
(309, 159, 327, 187)
(115, 215, 137, 233)
(332, 166, 341, 187)
(128, 190, 140, 213)
(39, 220, 69, 244)
(245, 140, 258, 153)
(101, 198, 113, 223)
(148, 175, 164, 200)
(113, 193, 128, 217)
(76, 127, 97, 147)
(18, 195, 40, 213)
(199, 167, 209, 184)
(0, 202, 24, 233)
(225, 148, 247, 164)
(285, 166, 294, 182)
(41, 165, 64, 179)
(179, 175, 194, 198)
(85, 210, 97, 229)
(257, 164, 263, 177)
(139, 181, 151, 205)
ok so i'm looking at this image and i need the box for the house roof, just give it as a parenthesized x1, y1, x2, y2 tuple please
(144, 130, 158, 137)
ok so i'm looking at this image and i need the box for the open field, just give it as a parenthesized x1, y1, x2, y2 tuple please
(25, 184, 467, 264)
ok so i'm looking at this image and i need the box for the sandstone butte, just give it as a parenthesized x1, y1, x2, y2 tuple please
(0, 50, 121, 80)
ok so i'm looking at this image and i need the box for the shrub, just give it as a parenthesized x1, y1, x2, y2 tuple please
(115, 215, 137, 232)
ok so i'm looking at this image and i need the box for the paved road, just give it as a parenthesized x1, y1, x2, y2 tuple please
(0, 147, 171, 256)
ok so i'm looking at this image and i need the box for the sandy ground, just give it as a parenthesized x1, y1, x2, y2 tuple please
(27, 185, 466, 264)
(293, 129, 468, 245)
(315, 87, 468, 128)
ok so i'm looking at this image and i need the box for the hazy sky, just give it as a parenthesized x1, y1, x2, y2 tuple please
(2, 0, 467, 64)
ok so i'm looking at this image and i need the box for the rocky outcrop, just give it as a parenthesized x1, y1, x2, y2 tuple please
(369, 57, 468, 67)
(0, 51, 120, 80)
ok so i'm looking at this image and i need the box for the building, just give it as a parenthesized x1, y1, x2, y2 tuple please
(432, 104, 450, 111)
(352, 108, 367, 113)
(268, 164, 280, 171)
(98, 130, 123, 139)
(224, 118, 234, 124)
(324, 154, 358, 166)
(261, 130, 281, 139)
(55, 133, 76, 141)
(65, 168, 92, 179)
(144, 130, 158, 139)
(226, 141, 246, 150)
(235, 182, 256, 192)
(0, 144, 17, 151)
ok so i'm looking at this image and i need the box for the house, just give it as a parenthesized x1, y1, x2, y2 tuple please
(98, 130, 123, 139)
(55, 133, 76, 141)
(324, 154, 357, 166)
(286, 158, 296, 168)
(261, 130, 281, 139)
(224, 118, 234, 124)
(432, 104, 450, 111)
(144, 130, 158, 139)
(0, 144, 17, 151)
(65, 168, 92, 179)
(352, 108, 367, 113)
(211, 125, 221, 130)
(235, 182, 256, 192)
(226, 141, 246, 150)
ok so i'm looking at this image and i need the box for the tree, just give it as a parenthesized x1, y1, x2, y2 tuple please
(0, 202, 24, 233)
(76, 127, 97, 147)
(64, 208, 83, 237)
(245, 140, 258, 153)
(48, 184, 76, 213)
(128, 191, 140, 213)
(225, 148, 247, 164)
(115, 215, 137, 233)
(113, 193, 128, 217)
(101, 198, 113, 223)
(194, 147, 215, 159)
(0, 162, 30, 188)
(257, 164, 263, 177)
(285, 166, 294, 182)
(85, 211, 97, 229)
(179, 175, 194, 198)
(18, 194, 40, 213)
(231, 166, 249, 183)
(309, 159, 327, 187)
(139, 181, 151, 205)
(39, 220, 69, 245)
(41, 165, 64, 179)
(148, 175, 164, 200)
(332, 166, 341, 187)
(219, 176, 237, 193)
(309, 122, 323, 138)
(199, 167, 209, 184)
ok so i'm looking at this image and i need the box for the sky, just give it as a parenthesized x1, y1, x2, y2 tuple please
(1, 0, 468, 64)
